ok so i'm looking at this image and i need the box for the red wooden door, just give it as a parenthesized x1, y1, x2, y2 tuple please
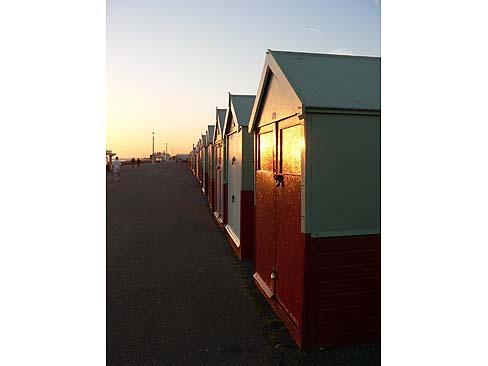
(254, 126, 276, 297)
(254, 121, 304, 329)
(275, 123, 304, 328)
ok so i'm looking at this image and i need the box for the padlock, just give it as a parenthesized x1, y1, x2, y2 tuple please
(274, 174, 284, 187)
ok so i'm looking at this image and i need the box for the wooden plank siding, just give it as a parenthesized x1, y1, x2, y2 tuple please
(306, 234, 380, 346)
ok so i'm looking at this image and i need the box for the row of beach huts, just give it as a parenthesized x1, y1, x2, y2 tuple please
(188, 49, 380, 349)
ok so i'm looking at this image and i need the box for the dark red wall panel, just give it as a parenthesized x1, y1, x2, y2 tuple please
(223, 183, 228, 224)
(239, 190, 254, 262)
(306, 234, 381, 346)
(275, 175, 305, 329)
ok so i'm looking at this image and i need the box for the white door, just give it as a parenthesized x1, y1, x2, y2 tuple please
(202, 149, 206, 191)
(227, 133, 241, 240)
(216, 144, 222, 216)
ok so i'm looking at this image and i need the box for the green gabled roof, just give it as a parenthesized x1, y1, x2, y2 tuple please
(207, 125, 215, 144)
(270, 50, 380, 111)
(249, 49, 380, 131)
(230, 94, 255, 127)
(217, 109, 226, 130)
(224, 93, 256, 135)
(213, 108, 227, 142)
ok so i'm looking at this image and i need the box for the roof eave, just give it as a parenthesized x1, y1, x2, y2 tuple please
(304, 106, 381, 115)
(222, 93, 232, 136)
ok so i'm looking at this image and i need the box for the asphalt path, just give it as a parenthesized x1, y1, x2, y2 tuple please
(107, 162, 380, 365)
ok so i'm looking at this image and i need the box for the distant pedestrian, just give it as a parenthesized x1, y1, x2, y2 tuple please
(131, 158, 136, 168)
(112, 157, 122, 182)
(136, 158, 140, 167)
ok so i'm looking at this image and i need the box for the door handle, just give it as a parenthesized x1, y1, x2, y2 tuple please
(232, 194, 235, 202)
(274, 174, 284, 187)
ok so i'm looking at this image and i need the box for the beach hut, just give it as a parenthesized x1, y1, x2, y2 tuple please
(206, 125, 215, 208)
(191, 145, 196, 174)
(193, 141, 198, 181)
(196, 138, 202, 184)
(212, 108, 228, 224)
(201, 133, 209, 195)
(193, 143, 197, 176)
(223, 93, 256, 261)
(248, 50, 380, 348)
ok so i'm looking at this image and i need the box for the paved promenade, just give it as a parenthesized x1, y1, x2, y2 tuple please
(107, 162, 379, 365)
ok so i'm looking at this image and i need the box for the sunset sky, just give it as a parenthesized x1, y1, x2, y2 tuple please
(107, 0, 381, 158)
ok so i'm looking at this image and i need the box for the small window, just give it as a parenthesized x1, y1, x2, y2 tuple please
(259, 131, 274, 172)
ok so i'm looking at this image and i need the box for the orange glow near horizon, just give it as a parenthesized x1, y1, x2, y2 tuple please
(106, 77, 225, 158)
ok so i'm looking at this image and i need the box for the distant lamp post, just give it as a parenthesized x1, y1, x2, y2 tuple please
(152, 132, 155, 165)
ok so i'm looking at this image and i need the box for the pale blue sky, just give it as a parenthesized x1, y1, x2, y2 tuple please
(107, 0, 380, 157)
